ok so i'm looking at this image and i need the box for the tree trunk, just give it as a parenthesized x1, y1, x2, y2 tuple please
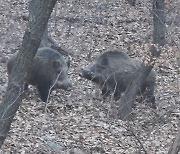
(0, 0, 57, 148)
(153, 0, 166, 47)
(118, 0, 165, 120)
(118, 59, 155, 120)
(127, 0, 136, 6)
(168, 127, 180, 154)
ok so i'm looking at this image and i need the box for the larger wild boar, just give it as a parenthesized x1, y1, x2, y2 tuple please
(80, 51, 156, 108)
(7, 47, 72, 102)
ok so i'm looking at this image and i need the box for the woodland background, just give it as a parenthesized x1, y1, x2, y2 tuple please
(0, 0, 179, 153)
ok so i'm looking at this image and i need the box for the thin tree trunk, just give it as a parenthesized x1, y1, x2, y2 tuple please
(118, 0, 165, 120)
(127, 0, 136, 6)
(0, 0, 57, 148)
(168, 127, 180, 154)
(118, 58, 155, 120)
(153, 0, 166, 46)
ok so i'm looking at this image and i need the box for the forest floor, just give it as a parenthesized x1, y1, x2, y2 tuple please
(0, 0, 179, 153)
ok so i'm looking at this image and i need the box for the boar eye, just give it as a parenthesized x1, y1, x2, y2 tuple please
(100, 65, 106, 68)
(98, 65, 106, 70)
(53, 60, 61, 69)
(94, 65, 105, 72)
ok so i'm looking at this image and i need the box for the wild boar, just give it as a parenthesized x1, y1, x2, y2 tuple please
(80, 51, 156, 108)
(7, 47, 72, 102)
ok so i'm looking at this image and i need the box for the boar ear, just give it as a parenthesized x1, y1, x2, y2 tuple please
(53, 60, 61, 69)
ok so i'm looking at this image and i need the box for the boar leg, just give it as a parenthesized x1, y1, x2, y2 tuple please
(37, 82, 51, 102)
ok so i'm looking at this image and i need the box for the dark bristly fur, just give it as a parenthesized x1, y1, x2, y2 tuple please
(80, 51, 156, 109)
(7, 47, 72, 102)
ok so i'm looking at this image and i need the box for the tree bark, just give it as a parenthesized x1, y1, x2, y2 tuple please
(127, 0, 136, 6)
(168, 127, 180, 154)
(153, 0, 166, 47)
(0, 0, 57, 148)
(118, 59, 155, 120)
(118, 0, 165, 120)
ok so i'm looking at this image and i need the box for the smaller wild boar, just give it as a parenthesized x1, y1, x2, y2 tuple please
(80, 51, 156, 108)
(7, 47, 72, 102)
